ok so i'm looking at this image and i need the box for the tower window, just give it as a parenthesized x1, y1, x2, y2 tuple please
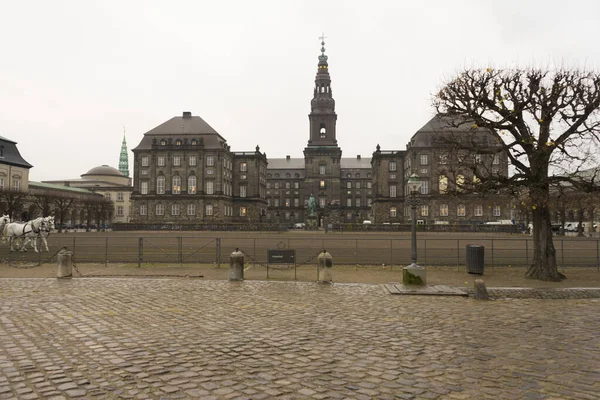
(320, 123, 326, 138)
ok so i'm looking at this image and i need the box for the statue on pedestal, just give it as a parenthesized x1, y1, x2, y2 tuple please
(307, 194, 317, 217)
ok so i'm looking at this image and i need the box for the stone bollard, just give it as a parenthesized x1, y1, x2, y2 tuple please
(229, 248, 244, 281)
(403, 264, 426, 286)
(317, 250, 333, 284)
(57, 248, 73, 279)
(473, 279, 489, 300)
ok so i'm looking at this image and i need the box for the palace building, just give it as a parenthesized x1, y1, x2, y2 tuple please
(128, 40, 512, 226)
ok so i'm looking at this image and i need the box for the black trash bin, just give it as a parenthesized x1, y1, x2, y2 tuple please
(466, 245, 485, 274)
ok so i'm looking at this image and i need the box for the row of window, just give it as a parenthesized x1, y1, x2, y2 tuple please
(104, 192, 126, 201)
(0, 177, 21, 191)
(388, 205, 502, 217)
(139, 204, 248, 217)
(140, 155, 247, 171)
(404, 154, 501, 169)
(141, 178, 245, 196)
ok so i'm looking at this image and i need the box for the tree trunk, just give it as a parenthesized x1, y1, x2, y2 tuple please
(526, 203, 566, 281)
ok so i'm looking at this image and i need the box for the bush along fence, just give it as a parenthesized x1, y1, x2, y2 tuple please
(3, 236, 600, 270)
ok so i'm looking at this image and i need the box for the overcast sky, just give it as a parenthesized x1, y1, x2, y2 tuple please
(2, 0, 600, 182)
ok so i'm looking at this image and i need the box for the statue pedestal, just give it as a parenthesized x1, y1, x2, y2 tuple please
(306, 216, 318, 230)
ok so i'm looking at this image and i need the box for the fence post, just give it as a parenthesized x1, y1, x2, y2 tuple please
(105, 237, 108, 266)
(561, 239, 565, 271)
(178, 236, 182, 265)
(597, 239, 599, 273)
(457, 239, 460, 271)
(355, 239, 358, 266)
(390, 239, 393, 269)
(216, 237, 221, 269)
(525, 239, 529, 267)
(138, 237, 143, 268)
(491, 239, 494, 272)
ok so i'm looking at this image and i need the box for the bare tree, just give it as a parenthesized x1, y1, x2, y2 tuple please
(0, 189, 28, 220)
(435, 68, 600, 281)
(32, 194, 53, 218)
(53, 197, 75, 233)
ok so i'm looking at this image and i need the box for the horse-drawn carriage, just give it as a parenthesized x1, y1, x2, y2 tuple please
(1, 215, 55, 252)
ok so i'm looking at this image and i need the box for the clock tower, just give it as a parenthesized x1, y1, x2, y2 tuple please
(304, 36, 342, 214)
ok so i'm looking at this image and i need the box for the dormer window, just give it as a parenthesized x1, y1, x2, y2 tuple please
(191, 139, 198, 146)
(160, 139, 167, 146)
(175, 139, 182, 146)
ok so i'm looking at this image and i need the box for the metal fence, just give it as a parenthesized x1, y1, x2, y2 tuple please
(3, 235, 600, 269)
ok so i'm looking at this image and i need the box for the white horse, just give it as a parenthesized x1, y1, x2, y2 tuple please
(21, 216, 55, 253)
(0, 215, 10, 241)
(3, 217, 50, 252)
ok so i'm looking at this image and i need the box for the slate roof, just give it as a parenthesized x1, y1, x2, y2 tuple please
(409, 114, 493, 148)
(340, 157, 372, 169)
(0, 136, 33, 168)
(267, 158, 305, 170)
(132, 114, 228, 151)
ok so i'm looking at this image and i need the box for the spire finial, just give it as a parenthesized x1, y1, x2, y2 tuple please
(319, 33, 327, 56)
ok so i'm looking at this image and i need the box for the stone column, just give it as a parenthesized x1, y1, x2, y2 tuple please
(57, 248, 73, 279)
(317, 251, 333, 284)
(229, 249, 244, 281)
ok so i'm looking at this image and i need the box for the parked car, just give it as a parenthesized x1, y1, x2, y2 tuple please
(362, 220, 372, 225)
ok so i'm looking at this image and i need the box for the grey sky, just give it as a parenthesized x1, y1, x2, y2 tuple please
(2, 0, 600, 182)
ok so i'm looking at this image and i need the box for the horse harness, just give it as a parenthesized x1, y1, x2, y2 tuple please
(19, 221, 46, 238)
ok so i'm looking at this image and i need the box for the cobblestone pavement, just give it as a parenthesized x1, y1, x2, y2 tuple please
(1, 279, 599, 399)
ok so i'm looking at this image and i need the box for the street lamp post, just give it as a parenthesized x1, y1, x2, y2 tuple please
(403, 173, 426, 285)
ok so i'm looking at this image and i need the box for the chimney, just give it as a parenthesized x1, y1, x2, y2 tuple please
(357, 155, 361, 160)
(286, 155, 290, 160)
(182, 111, 192, 118)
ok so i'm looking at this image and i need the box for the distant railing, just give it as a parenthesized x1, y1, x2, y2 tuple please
(4, 235, 599, 269)
(112, 222, 523, 234)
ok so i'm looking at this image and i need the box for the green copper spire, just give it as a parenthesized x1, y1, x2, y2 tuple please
(118, 133, 129, 178)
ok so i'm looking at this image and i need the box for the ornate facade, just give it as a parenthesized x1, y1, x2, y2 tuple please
(129, 113, 267, 223)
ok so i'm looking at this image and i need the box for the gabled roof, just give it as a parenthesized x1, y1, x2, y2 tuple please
(133, 113, 228, 151)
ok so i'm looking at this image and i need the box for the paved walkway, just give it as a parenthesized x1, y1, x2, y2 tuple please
(1, 279, 599, 399)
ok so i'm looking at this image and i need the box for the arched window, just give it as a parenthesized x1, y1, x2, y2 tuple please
(320, 123, 326, 138)
(171, 204, 180, 216)
(175, 139, 182, 146)
(440, 204, 449, 216)
(390, 207, 397, 217)
(191, 139, 198, 146)
(157, 176, 165, 194)
(321, 86, 325, 93)
(188, 175, 197, 194)
(155, 204, 164, 215)
(172, 175, 181, 194)
(205, 204, 213, 216)
(439, 175, 448, 194)
(457, 204, 466, 216)
(160, 139, 167, 146)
